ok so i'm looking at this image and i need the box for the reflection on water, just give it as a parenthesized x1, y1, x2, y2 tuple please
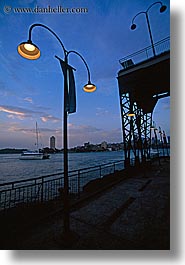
(0, 151, 125, 183)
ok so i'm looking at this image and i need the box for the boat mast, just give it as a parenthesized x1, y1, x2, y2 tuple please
(36, 122, 39, 151)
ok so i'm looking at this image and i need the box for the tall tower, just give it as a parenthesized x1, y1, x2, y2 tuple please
(50, 136, 56, 150)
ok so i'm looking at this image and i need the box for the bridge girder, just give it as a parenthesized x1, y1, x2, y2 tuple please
(118, 51, 170, 167)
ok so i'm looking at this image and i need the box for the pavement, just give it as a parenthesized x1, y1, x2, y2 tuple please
(4, 158, 170, 250)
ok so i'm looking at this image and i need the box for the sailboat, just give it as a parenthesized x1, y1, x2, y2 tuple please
(19, 122, 50, 160)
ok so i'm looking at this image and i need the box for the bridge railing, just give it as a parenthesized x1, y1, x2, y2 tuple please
(0, 160, 125, 212)
(119, 37, 170, 70)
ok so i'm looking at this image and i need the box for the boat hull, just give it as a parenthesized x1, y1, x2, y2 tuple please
(19, 154, 43, 160)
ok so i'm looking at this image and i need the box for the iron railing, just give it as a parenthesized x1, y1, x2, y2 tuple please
(0, 152, 169, 212)
(119, 36, 170, 69)
(0, 160, 125, 212)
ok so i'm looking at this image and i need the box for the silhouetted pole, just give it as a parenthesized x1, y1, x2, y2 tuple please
(163, 130, 169, 156)
(145, 12, 156, 56)
(63, 54, 70, 233)
(131, 1, 167, 57)
(159, 126, 165, 156)
(151, 120, 160, 165)
(154, 128, 161, 165)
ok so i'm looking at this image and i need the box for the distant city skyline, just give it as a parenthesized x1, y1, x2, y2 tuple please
(0, 0, 170, 149)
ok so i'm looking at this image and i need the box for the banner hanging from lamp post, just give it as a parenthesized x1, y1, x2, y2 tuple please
(58, 58, 77, 114)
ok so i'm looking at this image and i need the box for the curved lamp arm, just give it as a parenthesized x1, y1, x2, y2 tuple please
(67, 50, 96, 92)
(67, 50, 91, 83)
(131, 11, 146, 25)
(131, 1, 167, 27)
(28, 23, 67, 56)
(18, 23, 96, 92)
(146, 1, 164, 13)
(17, 23, 67, 60)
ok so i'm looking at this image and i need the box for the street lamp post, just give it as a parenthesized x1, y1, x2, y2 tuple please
(17, 23, 96, 237)
(150, 121, 161, 165)
(158, 126, 165, 157)
(130, 1, 167, 57)
(162, 129, 169, 156)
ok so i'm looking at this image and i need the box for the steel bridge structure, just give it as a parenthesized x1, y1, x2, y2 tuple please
(117, 37, 170, 167)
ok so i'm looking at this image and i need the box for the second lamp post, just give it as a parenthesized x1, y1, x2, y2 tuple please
(130, 1, 167, 57)
(17, 23, 96, 237)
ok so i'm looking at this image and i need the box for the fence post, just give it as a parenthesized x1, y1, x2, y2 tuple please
(41, 177, 44, 203)
(77, 170, 81, 198)
(146, 48, 148, 58)
(34, 179, 37, 202)
(113, 162, 116, 173)
(1, 159, 129, 212)
(100, 165, 102, 178)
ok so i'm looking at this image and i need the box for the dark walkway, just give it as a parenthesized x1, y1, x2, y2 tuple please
(15, 158, 170, 250)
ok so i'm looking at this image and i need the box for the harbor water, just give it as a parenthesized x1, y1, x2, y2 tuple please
(0, 151, 125, 184)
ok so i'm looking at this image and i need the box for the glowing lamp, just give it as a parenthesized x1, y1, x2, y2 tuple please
(18, 41, 40, 60)
(83, 82, 96, 93)
(127, 113, 135, 117)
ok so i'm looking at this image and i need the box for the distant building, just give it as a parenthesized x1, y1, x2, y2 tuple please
(84, 142, 90, 148)
(101, 141, 107, 150)
(50, 136, 56, 150)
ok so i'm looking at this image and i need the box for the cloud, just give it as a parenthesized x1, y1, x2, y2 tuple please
(24, 97, 33, 104)
(68, 123, 101, 134)
(12, 126, 61, 134)
(41, 115, 61, 123)
(0, 104, 60, 123)
(67, 122, 122, 146)
(0, 105, 29, 117)
(7, 114, 25, 120)
(96, 107, 109, 116)
(0, 119, 122, 148)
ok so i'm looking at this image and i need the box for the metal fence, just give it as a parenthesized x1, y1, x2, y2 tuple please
(119, 36, 170, 69)
(0, 160, 125, 212)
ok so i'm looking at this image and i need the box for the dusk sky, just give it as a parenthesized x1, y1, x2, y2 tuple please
(0, 0, 170, 149)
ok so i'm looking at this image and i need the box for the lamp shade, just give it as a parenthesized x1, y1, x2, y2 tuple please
(17, 41, 40, 60)
(160, 5, 167, 13)
(83, 82, 96, 93)
(131, 24, 136, 30)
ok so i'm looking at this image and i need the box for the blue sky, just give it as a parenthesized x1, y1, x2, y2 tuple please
(0, 0, 170, 149)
